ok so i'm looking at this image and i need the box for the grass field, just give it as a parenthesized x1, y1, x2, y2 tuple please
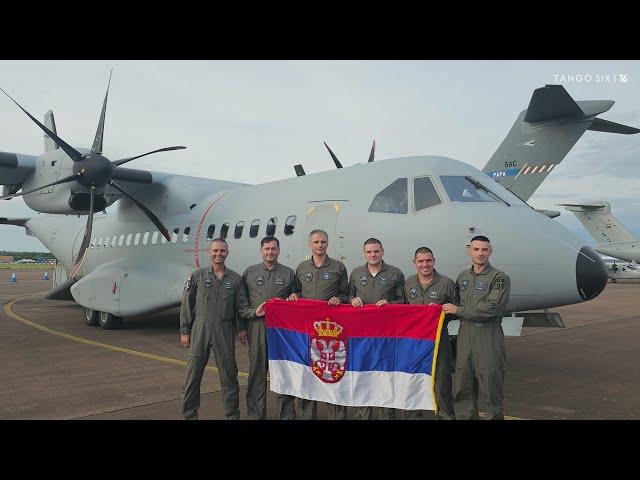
(0, 263, 53, 270)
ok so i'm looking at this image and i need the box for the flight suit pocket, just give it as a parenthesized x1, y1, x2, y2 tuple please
(221, 290, 235, 321)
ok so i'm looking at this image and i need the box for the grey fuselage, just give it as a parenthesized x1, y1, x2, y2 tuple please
(23, 155, 602, 317)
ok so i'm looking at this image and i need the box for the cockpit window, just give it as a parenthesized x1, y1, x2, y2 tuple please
(440, 176, 508, 205)
(368, 178, 408, 214)
(413, 177, 441, 211)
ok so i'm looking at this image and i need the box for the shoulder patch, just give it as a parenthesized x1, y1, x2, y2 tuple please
(495, 276, 506, 290)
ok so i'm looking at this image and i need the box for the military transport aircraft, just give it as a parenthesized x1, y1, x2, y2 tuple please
(560, 201, 640, 263)
(0, 81, 637, 329)
(602, 258, 640, 283)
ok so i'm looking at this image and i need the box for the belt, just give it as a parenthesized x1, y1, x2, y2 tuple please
(459, 318, 501, 326)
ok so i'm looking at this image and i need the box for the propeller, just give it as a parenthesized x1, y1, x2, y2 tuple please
(323, 142, 343, 169)
(368, 140, 376, 163)
(323, 140, 377, 169)
(0, 75, 184, 275)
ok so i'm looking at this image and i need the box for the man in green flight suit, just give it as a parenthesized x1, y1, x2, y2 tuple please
(287, 229, 349, 420)
(239, 236, 296, 420)
(442, 235, 511, 420)
(403, 246, 457, 420)
(180, 238, 249, 420)
(349, 237, 405, 420)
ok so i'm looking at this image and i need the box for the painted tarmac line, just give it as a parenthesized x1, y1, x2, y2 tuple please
(4, 294, 247, 378)
(4, 294, 526, 420)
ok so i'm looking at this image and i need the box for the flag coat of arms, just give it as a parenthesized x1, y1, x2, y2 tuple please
(265, 298, 445, 411)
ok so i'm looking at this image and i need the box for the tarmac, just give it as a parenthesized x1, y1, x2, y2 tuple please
(1, 269, 639, 420)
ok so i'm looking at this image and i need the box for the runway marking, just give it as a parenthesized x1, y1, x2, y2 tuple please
(4, 294, 247, 378)
(4, 294, 527, 420)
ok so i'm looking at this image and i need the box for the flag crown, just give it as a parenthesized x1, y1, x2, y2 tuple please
(313, 318, 342, 337)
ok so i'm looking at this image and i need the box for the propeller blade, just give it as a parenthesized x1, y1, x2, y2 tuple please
(91, 70, 113, 155)
(0, 87, 84, 162)
(109, 180, 171, 241)
(69, 186, 95, 279)
(368, 140, 376, 163)
(323, 142, 343, 169)
(112, 146, 186, 167)
(0, 173, 78, 200)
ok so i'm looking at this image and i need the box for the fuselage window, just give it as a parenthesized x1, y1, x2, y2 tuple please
(414, 176, 442, 211)
(134, 233, 141, 246)
(368, 178, 408, 214)
(171, 228, 179, 244)
(183, 226, 191, 243)
(234, 221, 245, 239)
(151, 231, 159, 245)
(266, 217, 277, 236)
(284, 215, 296, 236)
(111, 235, 117, 247)
(250, 219, 260, 238)
(220, 223, 229, 239)
(90, 238, 96, 249)
(143, 232, 149, 245)
(126, 234, 132, 247)
(97, 237, 103, 248)
(206, 224, 216, 241)
(440, 176, 505, 204)
(103, 237, 109, 248)
(118, 235, 125, 247)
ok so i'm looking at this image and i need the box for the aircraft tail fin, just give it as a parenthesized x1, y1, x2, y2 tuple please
(559, 201, 638, 244)
(483, 85, 639, 202)
(44, 110, 59, 153)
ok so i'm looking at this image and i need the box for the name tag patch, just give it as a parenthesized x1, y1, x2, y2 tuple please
(379, 277, 388, 286)
(275, 277, 285, 285)
(322, 272, 331, 280)
(475, 281, 488, 291)
(223, 281, 233, 289)
(428, 290, 439, 299)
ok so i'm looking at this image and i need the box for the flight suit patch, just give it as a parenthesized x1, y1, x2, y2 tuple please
(275, 277, 284, 285)
(322, 272, 331, 280)
(204, 277, 213, 288)
(359, 275, 368, 286)
(184, 279, 191, 291)
(305, 272, 313, 282)
(379, 277, 388, 286)
(460, 280, 469, 291)
(495, 277, 506, 289)
(428, 290, 439, 299)
(409, 287, 418, 299)
(223, 281, 233, 289)
(255, 275, 265, 286)
(475, 281, 488, 291)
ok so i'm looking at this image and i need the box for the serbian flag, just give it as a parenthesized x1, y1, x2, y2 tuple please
(265, 298, 445, 411)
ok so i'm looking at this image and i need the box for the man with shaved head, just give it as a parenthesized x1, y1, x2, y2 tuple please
(180, 238, 249, 420)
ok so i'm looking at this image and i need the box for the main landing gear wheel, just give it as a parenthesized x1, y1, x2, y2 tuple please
(84, 308, 99, 326)
(99, 311, 123, 330)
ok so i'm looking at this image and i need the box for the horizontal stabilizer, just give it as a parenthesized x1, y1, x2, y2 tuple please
(483, 84, 638, 202)
(524, 85, 584, 122)
(558, 202, 606, 212)
(588, 118, 640, 135)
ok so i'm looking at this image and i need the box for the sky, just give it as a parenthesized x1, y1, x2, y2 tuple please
(1, 60, 639, 251)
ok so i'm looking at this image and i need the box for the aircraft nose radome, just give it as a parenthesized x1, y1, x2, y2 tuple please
(576, 246, 608, 301)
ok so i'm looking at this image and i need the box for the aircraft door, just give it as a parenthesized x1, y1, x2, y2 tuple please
(302, 201, 348, 264)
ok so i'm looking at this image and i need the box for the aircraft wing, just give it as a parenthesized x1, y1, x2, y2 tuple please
(483, 85, 639, 202)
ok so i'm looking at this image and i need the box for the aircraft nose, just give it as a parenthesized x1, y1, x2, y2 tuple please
(576, 246, 608, 301)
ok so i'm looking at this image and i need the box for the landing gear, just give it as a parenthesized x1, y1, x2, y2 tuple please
(99, 311, 123, 330)
(84, 308, 99, 326)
